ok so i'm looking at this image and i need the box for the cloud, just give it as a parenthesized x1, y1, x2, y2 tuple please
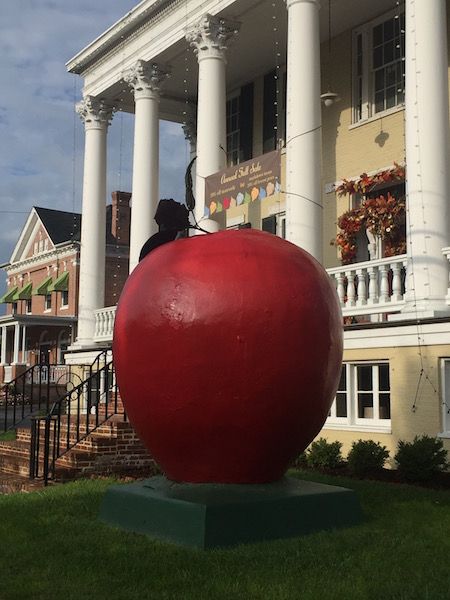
(0, 0, 189, 277)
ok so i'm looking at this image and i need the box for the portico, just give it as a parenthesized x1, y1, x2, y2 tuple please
(67, 0, 450, 348)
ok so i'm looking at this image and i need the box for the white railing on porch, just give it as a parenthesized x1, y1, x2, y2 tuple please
(94, 306, 117, 342)
(326, 254, 407, 316)
(92, 255, 409, 342)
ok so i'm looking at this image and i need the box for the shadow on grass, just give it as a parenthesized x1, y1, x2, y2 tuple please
(0, 474, 449, 600)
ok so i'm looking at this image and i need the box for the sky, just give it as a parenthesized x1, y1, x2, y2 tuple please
(0, 1, 188, 282)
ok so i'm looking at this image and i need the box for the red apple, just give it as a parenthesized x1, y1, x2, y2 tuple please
(113, 229, 343, 484)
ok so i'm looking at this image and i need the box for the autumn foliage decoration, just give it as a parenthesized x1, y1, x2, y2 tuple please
(334, 164, 406, 265)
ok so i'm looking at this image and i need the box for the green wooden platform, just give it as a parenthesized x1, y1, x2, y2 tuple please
(100, 475, 362, 549)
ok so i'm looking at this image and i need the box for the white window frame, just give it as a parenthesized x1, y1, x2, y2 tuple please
(44, 293, 52, 312)
(25, 299, 32, 314)
(326, 362, 391, 432)
(352, 8, 405, 124)
(60, 289, 69, 309)
(439, 359, 450, 437)
(276, 212, 286, 239)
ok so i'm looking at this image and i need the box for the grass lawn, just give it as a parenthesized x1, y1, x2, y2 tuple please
(1, 470, 449, 600)
(0, 430, 16, 441)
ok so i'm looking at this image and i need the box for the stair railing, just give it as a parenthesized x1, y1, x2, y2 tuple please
(1, 364, 71, 433)
(29, 354, 124, 485)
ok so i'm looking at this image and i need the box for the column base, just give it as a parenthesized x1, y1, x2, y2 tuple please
(100, 475, 362, 549)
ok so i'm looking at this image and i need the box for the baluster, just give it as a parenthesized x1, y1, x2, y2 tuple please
(391, 262, 402, 301)
(108, 310, 114, 337)
(356, 268, 367, 305)
(367, 266, 379, 304)
(336, 273, 346, 306)
(346, 270, 356, 306)
(379, 264, 389, 303)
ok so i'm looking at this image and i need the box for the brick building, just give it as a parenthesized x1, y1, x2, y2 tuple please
(0, 191, 130, 383)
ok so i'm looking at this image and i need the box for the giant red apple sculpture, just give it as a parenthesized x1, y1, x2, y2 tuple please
(113, 229, 343, 484)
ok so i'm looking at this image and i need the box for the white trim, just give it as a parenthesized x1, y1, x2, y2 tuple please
(227, 215, 245, 227)
(349, 104, 404, 130)
(5, 245, 78, 276)
(344, 321, 450, 350)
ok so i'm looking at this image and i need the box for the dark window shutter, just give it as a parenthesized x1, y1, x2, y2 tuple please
(262, 215, 277, 234)
(263, 70, 277, 153)
(239, 83, 254, 162)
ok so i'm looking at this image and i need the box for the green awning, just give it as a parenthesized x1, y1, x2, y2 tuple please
(33, 276, 53, 296)
(48, 272, 69, 292)
(12, 282, 33, 301)
(0, 286, 19, 303)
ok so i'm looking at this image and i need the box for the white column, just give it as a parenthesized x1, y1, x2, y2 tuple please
(125, 61, 170, 272)
(21, 325, 27, 364)
(0, 326, 6, 364)
(285, 0, 322, 261)
(73, 96, 113, 347)
(403, 0, 450, 315)
(187, 14, 240, 224)
(12, 324, 20, 364)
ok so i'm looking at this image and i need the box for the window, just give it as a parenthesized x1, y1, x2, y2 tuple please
(61, 290, 69, 308)
(226, 94, 241, 166)
(25, 299, 32, 314)
(262, 213, 286, 239)
(11, 302, 17, 314)
(440, 360, 450, 435)
(226, 83, 254, 166)
(353, 10, 405, 123)
(327, 363, 391, 429)
(44, 294, 52, 311)
(351, 181, 406, 261)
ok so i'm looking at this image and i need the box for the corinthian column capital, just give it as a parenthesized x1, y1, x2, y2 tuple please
(124, 60, 170, 100)
(186, 13, 240, 61)
(76, 96, 114, 129)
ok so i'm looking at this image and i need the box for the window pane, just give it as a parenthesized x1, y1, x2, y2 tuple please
(375, 69, 384, 92)
(373, 24, 383, 46)
(384, 40, 394, 64)
(386, 86, 396, 109)
(379, 364, 390, 390)
(338, 366, 346, 391)
(358, 393, 374, 418)
(336, 393, 347, 417)
(357, 366, 373, 391)
(384, 19, 394, 41)
(373, 46, 383, 69)
(379, 394, 391, 419)
(386, 64, 396, 87)
(375, 91, 384, 113)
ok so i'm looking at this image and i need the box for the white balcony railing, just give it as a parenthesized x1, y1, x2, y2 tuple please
(94, 306, 117, 342)
(326, 254, 407, 316)
(92, 255, 409, 342)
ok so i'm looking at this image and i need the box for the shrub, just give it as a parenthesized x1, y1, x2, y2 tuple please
(394, 435, 448, 482)
(291, 451, 308, 469)
(347, 439, 389, 477)
(306, 438, 344, 470)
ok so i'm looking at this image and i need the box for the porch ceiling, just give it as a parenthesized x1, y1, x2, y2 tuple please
(86, 0, 398, 121)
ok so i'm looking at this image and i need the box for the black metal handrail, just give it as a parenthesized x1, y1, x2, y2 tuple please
(1, 364, 70, 433)
(29, 355, 123, 485)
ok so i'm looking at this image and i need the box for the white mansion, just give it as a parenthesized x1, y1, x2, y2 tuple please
(65, 0, 450, 457)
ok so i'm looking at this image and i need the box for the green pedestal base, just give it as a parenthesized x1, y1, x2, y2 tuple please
(100, 475, 362, 549)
